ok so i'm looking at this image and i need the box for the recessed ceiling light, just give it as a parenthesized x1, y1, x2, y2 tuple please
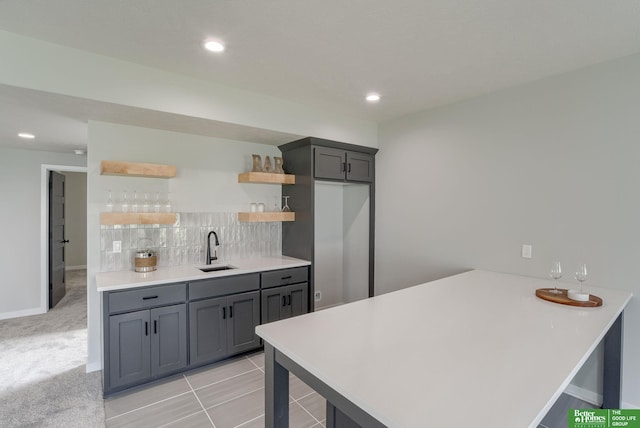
(366, 93, 381, 102)
(203, 40, 225, 53)
(18, 132, 35, 139)
(74, 149, 85, 155)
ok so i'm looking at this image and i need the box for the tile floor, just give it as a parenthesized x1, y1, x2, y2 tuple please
(104, 350, 326, 428)
(104, 350, 593, 428)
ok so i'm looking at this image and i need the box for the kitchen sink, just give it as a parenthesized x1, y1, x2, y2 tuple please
(199, 265, 237, 273)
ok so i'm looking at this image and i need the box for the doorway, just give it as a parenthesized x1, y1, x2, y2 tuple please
(40, 164, 87, 313)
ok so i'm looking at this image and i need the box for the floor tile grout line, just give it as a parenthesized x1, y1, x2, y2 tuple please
(203, 386, 265, 412)
(156, 409, 208, 428)
(104, 389, 193, 421)
(245, 354, 265, 372)
(185, 374, 217, 428)
(234, 413, 264, 428)
(291, 394, 323, 425)
(191, 366, 262, 392)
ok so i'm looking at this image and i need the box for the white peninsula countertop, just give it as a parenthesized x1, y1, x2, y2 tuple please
(96, 255, 310, 292)
(257, 269, 633, 428)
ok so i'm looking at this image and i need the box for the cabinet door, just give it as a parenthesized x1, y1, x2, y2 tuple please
(109, 310, 151, 389)
(151, 304, 187, 376)
(227, 291, 261, 355)
(315, 147, 346, 180)
(286, 283, 309, 318)
(261, 287, 286, 324)
(189, 297, 227, 366)
(346, 151, 374, 182)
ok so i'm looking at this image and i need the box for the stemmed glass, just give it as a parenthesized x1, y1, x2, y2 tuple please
(575, 264, 588, 292)
(282, 196, 291, 212)
(549, 261, 562, 294)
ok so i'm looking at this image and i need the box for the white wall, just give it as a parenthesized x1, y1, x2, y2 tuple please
(376, 52, 640, 408)
(86, 121, 288, 370)
(63, 171, 87, 268)
(0, 148, 86, 319)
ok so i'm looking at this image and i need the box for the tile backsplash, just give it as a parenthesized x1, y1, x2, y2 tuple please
(100, 212, 282, 272)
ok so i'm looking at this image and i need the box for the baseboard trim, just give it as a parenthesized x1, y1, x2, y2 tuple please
(66, 265, 87, 271)
(85, 361, 102, 373)
(565, 384, 602, 407)
(566, 385, 640, 409)
(0, 307, 46, 320)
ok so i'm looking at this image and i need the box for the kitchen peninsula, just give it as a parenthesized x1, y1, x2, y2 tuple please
(257, 270, 632, 428)
(96, 255, 310, 395)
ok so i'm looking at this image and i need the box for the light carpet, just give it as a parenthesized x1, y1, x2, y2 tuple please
(0, 270, 105, 427)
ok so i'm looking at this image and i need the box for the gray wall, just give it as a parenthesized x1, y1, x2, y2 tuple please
(376, 52, 640, 408)
(0, 148, 86, 318)
(63, 171, 87, 269)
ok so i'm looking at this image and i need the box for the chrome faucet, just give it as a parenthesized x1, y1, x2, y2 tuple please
(206, 231, 220, 264)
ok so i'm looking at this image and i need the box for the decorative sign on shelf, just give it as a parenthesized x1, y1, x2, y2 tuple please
(251, 154, 284, 174)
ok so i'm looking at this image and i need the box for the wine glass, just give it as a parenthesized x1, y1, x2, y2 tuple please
(142, 192, 150, 213)
(153, 192, 161, 213)
(549, 261, 562, 294)
(106, 189, 114, 212)
(121, 190, 129, 213)
(131, 190, 139, 213)
(575, 264, 588, 292)
(281, 196, 291, 212)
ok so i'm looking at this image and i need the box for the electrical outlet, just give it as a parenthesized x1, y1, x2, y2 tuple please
(314, 291, 322, 302)
(521, 244, 532, 259)
(113, 241, 122, 253)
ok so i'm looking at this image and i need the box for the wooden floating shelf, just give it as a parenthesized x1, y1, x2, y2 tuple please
(101, 160, 176, 178)
(237, 212, 295, 222)
(100, 212, 177, 225)
(238, 172, 295, 185)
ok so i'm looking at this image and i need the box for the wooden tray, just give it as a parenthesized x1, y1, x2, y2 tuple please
(535, 288, 602, 307)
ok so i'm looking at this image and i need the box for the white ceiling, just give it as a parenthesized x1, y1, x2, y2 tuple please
(1, 0, 640, 152)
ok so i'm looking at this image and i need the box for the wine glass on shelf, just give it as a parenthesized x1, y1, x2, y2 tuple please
(549, 261, 562, 294)
(106, 189, 114, 212)
(575, 264, 588, 292)
(281, 196, 291, 212)
(121, 190, 129, 213)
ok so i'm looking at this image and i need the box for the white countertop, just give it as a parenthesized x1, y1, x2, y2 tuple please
(256, 270, 633, 428)
(95, 255, 310, 292)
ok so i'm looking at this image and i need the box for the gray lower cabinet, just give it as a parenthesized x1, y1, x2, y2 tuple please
(189, 291, 261, 366)
(103, 267, 309, 395)
(261, 283, 309, 324)
(108, 303, 187, 391)
(261, 267, 310, 324)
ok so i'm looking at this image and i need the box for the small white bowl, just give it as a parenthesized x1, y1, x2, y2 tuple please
(568, 290, 590, 302)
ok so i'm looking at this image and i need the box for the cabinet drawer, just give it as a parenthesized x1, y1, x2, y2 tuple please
(261, 267, 308, 289)
(189, 273, 260, 301)
(108, 283, 186, 314)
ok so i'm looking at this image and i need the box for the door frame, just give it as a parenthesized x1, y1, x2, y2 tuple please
(40, 164, 87, 313)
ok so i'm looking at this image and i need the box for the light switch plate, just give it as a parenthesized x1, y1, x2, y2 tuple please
(521, 244, 532, 259)
(113, 241, 122, 253)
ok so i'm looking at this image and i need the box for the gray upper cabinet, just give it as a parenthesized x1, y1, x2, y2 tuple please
(314, 147, 374, 183)
(346, 151, 374, 182)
